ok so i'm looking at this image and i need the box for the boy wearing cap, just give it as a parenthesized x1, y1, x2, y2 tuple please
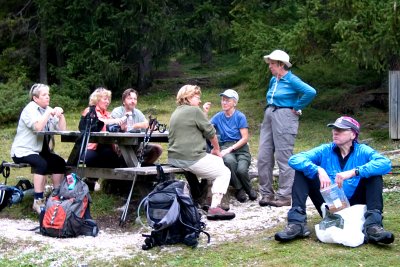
(274, 116, 394, 245)
(258, 49, 317, 208)
(206, 89, 257, 202)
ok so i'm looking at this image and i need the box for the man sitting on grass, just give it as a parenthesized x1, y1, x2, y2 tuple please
(275, 116, 394, 245)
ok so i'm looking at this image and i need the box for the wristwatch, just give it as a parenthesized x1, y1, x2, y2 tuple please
(354, 168, 360, 176)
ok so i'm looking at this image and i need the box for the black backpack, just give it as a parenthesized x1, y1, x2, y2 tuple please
(0, 185, 24, 212)
(39, 173, 99, 238)
(138, 177, 210, 250)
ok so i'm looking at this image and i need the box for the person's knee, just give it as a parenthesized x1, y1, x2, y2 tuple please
(236, 166, 249, 178)
(35, 162, 48, 175)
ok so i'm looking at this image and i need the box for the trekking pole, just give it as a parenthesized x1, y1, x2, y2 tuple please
(119, 117, 158, 226)
(77, 106, 95, 177)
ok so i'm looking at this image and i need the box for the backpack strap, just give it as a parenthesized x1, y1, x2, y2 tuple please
(1, 161, 10, 182)
(136, 195, 149, 228)
(178, 215, 211, 244)
(156, 164, 169, 183)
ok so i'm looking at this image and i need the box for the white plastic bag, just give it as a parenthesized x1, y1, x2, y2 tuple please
(315, 204, 366, 247)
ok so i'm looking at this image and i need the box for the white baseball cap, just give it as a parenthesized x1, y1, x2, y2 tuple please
(220, 89, 239, 102)
(263, 50, 292, 67)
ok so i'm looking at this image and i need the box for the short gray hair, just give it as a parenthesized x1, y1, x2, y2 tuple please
(29, 83, 50, 100)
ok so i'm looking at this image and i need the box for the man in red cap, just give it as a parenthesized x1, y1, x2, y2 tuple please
(274, 116, 394, 245)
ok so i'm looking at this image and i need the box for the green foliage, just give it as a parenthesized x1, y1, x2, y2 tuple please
(333, 0, 400, 70)
(0, 78, 30, 124)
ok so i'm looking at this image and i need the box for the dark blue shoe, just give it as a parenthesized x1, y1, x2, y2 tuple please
(365, 225, 394, 244)
(275, 224, 311, 242)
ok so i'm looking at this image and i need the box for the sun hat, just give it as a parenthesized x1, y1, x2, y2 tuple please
(263, 50, 292, 67)
(219, 89, 239, 102)
(327, 116, 360, 134)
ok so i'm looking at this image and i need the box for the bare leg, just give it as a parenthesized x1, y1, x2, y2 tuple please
(52, 173, 63, 188)
(33, 174, 46, 193)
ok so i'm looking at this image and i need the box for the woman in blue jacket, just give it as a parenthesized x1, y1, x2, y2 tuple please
(275, 116, 394, 245)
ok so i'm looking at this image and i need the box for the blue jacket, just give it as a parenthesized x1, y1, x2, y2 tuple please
(288, 142, 391, 199)
(266, 71, 316, 111)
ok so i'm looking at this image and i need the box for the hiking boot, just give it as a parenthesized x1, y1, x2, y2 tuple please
(32, 198, 45, 214)
(247, 189, 258, 201)
(207, 206, 235, 220)
(275, 223, 311, 242)
(269, 197, 291, 207)
(365, 225, 395, 244)
(259, 195, 275, 206)
(235, 189, 247, 203)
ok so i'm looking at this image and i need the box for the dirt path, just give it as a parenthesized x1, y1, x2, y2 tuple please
(0, 197, 316, 266)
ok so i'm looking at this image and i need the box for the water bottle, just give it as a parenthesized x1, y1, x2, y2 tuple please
(67, 173, 77, 190)
(126, 112, 134, 132)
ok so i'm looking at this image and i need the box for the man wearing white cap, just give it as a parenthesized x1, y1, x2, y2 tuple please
(258, 49, 317, 207)
(206, 89, 257, 202)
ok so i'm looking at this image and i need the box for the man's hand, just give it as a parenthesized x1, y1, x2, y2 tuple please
(335, 170, 354, 188)
(318, 167, 331, 189)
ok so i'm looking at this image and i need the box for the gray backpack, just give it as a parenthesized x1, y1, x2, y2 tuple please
(39, 173, 99, 238)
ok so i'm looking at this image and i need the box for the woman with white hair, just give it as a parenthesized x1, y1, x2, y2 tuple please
(168, 84, 235, 220)
(11, 83, 67, 213)
(258, 50, 317, 207)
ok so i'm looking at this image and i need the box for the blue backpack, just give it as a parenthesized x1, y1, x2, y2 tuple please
(0, 185, 24, 212)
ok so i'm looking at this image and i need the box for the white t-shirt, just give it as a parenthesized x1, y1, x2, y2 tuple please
(11, 101, 59, 157)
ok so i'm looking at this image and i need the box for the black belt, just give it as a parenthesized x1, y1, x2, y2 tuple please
(266, 104, 293, 112)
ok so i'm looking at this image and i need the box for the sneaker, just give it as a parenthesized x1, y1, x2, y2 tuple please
(207, 206, 236, 220)
(248, 189, 258, 201)
(235, 189, 247, 203)
(269, 197, 291, 207)
(275, 223, 311, 242)
(259, 195, 275, 206)
(32, 198, 45, 214)
(365, 225, 395, 244)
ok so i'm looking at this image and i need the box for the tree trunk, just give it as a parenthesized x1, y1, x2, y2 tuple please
(200, 39, 212, 66)
(137, 47, 153, 91)
(39, 24, 48, 84)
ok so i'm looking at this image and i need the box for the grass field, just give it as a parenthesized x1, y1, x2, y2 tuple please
(1, 53, 400, 266)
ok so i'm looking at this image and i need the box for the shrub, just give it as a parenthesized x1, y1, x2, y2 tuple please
(0, 79, 29, 124)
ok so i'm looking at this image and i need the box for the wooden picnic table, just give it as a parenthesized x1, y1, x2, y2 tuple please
(34, 130, 184, 181)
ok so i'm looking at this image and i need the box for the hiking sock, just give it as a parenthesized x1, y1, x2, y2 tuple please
(210, 193, 223, 208)
(34, 192, 44, 199)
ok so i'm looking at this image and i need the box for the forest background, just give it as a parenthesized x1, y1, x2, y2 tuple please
(1, 1, 400, 266)
(0, 0, 400, 125)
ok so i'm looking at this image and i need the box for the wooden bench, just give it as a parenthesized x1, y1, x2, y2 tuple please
(2, 162, 185, 182)
(66, 165, 186, 181)
(1, 162, 31, 168)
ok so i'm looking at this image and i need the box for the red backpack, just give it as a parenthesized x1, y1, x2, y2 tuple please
(39, 173, 99, 238)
